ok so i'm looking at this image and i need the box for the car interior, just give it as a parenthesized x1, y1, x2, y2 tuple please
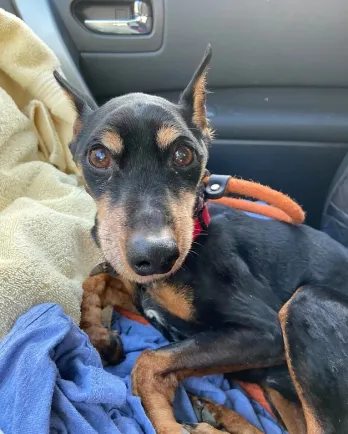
(4, 0, 348, 230)
(3, 2, 348, 432)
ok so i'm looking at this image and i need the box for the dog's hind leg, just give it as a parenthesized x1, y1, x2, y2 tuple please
(228, 366, 306, 433)
(279, 286, 348, 434)
(266, 388, 306, 434)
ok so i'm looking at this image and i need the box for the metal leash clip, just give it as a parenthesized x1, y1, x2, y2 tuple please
(204, 174, 232, 200)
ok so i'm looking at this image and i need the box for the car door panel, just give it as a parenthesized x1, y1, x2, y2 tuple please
(8, 0, 348, 227)
(80, 0, 348, 97)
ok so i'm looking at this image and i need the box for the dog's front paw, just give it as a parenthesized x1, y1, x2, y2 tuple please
(101, 329, 125, 365)
(82, 319, 125, 365)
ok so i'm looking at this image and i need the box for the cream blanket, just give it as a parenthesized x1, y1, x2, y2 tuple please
(0, 9, 101, 339)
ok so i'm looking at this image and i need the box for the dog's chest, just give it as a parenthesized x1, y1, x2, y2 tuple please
(135, 281, 200, 342)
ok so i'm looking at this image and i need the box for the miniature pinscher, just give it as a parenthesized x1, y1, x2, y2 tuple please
(55, 46, 348, 434)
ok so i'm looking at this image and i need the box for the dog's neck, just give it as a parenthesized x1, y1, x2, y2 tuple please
(192, 183, 210, 240)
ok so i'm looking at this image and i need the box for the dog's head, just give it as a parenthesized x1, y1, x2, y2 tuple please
(55, 46, 212, 283)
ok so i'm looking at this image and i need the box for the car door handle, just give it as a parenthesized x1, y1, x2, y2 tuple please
(84, 1, 152, 35)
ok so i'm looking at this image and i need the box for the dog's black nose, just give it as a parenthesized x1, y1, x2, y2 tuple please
(127, 234, 179, 276)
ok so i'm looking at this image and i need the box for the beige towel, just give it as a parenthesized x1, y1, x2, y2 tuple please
(0, 9, 102, 339)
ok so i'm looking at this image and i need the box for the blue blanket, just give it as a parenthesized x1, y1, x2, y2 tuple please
(0, 303, 286, 434)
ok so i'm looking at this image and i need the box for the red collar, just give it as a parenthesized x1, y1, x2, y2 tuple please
(193, 204, 211, 240)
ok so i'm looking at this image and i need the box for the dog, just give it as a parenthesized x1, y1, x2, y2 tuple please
(55, 46, 348, 434)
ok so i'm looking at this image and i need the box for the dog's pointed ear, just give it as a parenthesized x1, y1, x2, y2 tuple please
(179, 45, 213, 140)
(53, 70, 98, 156)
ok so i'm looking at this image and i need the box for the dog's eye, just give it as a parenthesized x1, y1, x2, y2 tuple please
(88, 146, 111, 169)
(173, 145, 194, 167)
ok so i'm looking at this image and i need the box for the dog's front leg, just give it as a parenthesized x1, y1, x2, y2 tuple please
(132, 327, 284, 434)
(81, 272, 136, 364)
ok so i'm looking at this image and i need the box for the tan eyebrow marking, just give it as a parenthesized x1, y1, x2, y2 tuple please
(101, 131, 123, 153)
(156, 125, 181, 149)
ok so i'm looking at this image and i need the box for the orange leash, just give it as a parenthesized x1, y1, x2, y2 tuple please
(204, 175, 305, 225)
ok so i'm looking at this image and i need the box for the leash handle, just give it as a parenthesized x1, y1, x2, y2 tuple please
(204, 176, 305, 225)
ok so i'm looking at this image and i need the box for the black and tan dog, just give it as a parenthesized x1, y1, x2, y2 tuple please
(55, 47, 348, 434)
